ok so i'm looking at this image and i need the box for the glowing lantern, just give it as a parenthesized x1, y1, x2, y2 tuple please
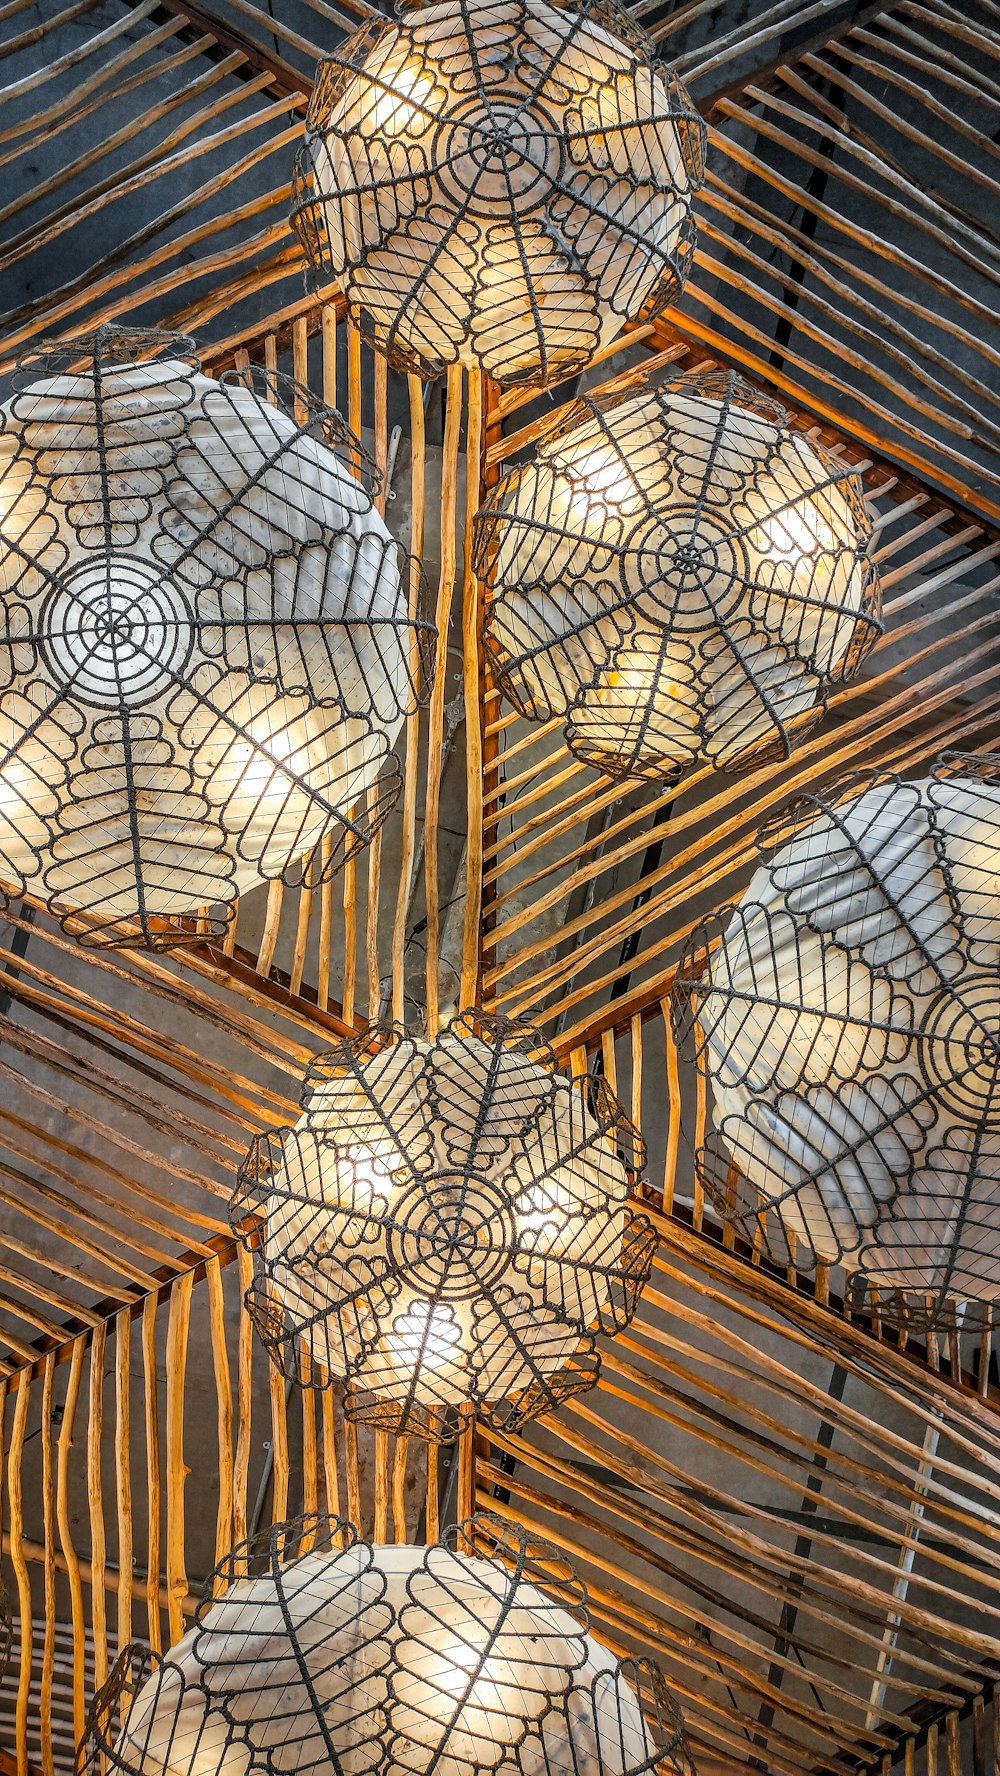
(231, 1011, 654, 1437)
(476, 369, 881, 781)
(291, 0, 705, 386)
(82, 1514, 694, 1776)
(0, 327, 431, 946)
(675, 755, 1000, 1328)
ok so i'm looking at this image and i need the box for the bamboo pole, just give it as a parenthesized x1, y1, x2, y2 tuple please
(114, 1309, 132, 1670)
(55, 1339, 86, 1741)
(140, 1294, 161, 1652)
(425, 363, 465, 1034)
(87, 1324, 107, 1691)
(165, 1273, 193, 1647)
(8, 1370, 31, 1776)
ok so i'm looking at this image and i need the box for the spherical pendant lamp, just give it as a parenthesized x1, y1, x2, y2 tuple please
(475, 369, 881, 782)
(674, 754, 1000, 1329)
(231, 1011, 654, 1438)
(291, 0, 705, 387)
(0, 327, 432, 948)
(81, 1513, 693, 1776)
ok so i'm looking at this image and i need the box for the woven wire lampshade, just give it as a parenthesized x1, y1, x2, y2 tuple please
(291, 0, 705, 386)
(475, 368, 881, 782)
(231, 1010, 654, 1439)
(673, 754, 1000, 1331)
(0, 326, 432, 948)
(81, 1513, 693, 1776)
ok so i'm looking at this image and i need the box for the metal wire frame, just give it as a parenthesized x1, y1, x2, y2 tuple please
(475, 364, 882, 786)
(673, 750, 1000, 1333)
(78, 1510, 695, 1776)
(231, 1008, 655, 1441)
(290, 0, 706, 387)
(0, 324, 434, 950)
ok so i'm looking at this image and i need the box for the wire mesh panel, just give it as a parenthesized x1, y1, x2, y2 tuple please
(292, 0, 705, 386)
(674, 751, 1000, 1331)
(232, 1009, 654, 1439)
(80, 1512, 694, 1776)
(0, 325, 433, 949)
(476, 366, 881, 784)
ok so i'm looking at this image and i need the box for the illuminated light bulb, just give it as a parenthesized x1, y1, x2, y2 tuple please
(88, 1517, 694, 1776)
(364, 60, 435, 137)
(233, 1012, 653, 1437)
(477, 369, 880, 782)
(292, 0, 705, 386)
(757, 496, 838, 565)
(0, 327, 431, 948)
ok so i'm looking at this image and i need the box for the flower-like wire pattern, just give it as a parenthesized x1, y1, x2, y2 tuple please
(291, 0, 705, 386)
(231, 1010, 654, 1440)
(0, 326, 433, 948)
(475, 368, 881, 782)
(79, 1514, 694, 1776)
(673, 754, 1000, 1330)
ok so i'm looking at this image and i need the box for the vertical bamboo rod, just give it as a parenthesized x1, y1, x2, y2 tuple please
(601, 1028, 617, 1095)
(425, 1440, 439, 1544)
(366, 785, 383, 1019)
(88, 1323, 108, 1692)
(40, 1356, 56, 1776)
(692, 1017, 706, 1231)
(269, 1366, 289, 1525)
(302, 1382, 318, 1519)
(165, 1271, 193, 1647)
(374, 349, 388, 517)
(207, 1256, 234, 1580)
(9, 1370, 31, 1776)
(141, 1293, 161, 1652)
(392, 1436, 408, 1543)
(317, 831, 334, 1014)
(321, 1389, 341, 1525)
(233, 1246, 254, 1567)
(392, 374, 426, 1026)
(56, 1339, 86, 1742)
(114, 1309, 132, 1671)
(322, 303, 337, 411)
(342, 828, 358, 1027)
(256, 878, 284, 978)
(344, 1415, 361, 1534)
(457, 1408, 474, 1529)
(425, 362, 465, 1034)
(460, 368, 484, 1010)
(374, 1430, 389, 1543)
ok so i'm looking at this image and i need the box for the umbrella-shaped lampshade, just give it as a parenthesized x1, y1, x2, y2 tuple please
(81, 1514, 693, 1776)
(475, 369, 881, 782)
(674, 754, 1000, 1329)
(291, 0, 705, 386)
(231, 1011, 654, 1438)
(0, 327, 432, 947)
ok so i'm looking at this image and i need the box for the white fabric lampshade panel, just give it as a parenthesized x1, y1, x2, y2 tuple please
(0, 330, 424, 947)
(292, 0, 705, 386)
(477, 369, 881, 782)
(231, 1011, 653, 1437)
(89, 1518, 691, 1776)
(685, 758, 1000, 1321)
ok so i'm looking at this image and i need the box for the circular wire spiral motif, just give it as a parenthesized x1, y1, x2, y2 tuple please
(231, 1010, 654, 1440)
(0, 326, 433, 948)
(80, 1513, 694, 1776)
(291, 0, 705, 386)
(673, 754, 1000, 1331)
(475, 368, 881, 782)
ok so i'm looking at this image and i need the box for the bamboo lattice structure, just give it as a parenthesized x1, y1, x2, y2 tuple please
(3, 6, 1000, 1776)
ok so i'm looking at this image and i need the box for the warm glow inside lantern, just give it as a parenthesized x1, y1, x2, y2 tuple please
(0, 328, 431, 946)
(81, 1514, 693, 1776)
(675, 754, 1000, 1328)
(476, 368, 881, 781)
(291, 0, 705, 386)
(231, 1011, 654, 1438)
